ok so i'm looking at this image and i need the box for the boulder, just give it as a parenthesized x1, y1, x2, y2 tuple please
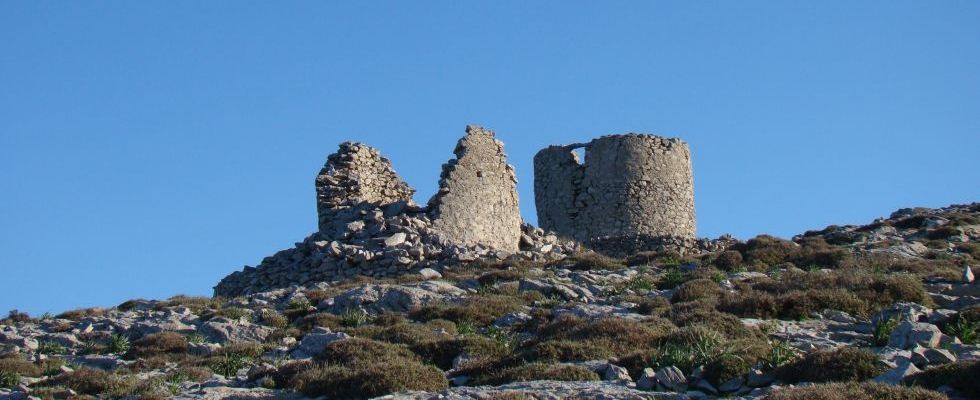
(888, 321, 942, 349)
(200, 318, 274, 344)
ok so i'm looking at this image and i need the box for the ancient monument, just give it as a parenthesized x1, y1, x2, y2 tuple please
(315, 142, 415, 236)
(534, 133, 696, 255)
(428, 125, 522, 252)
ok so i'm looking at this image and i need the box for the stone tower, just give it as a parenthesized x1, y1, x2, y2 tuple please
(428, 125, 522, 252)
(534, 134, 696, 254)
(315, 142, 415, 236)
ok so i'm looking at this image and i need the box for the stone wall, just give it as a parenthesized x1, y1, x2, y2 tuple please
(534, 134, 696, 254)
(428, 125, 522, 252)
(315, 142, 415, 237)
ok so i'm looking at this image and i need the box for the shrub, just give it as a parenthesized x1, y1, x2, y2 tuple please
(713, 250, 744, 271)
(704, 354, 752, 386)
(670, 307, 758, 340)
(671, 279, 723, 304)
(0, 369, 17, 389)
(774, 347, 886, 384)
(535, 315, 675, 357)
(316, 338, 417, 364)
(632, 296, 671, 316)
(471, 362, 599, 386)
(412, 335, 508, 369)
(340, 308, 371, 327)
(55, 307, 106, 321)
(0, 357, 41, 378)
(765, 382, 947, 400)
(905, 360, 980, 398)
(733, 235, 800, 267)
(51, 368, 139, 396)
(259, 309, 289, 329)
(209, 353, 250, 378)
(410, 294, 525, 325)
(125, 332, 189, 359)
(525, 340, 615, 363)
(5, 310, 31, 323)
(292, 359, 447, 398)
(872, 316, 900, 346)
(552, 252, 625, 271)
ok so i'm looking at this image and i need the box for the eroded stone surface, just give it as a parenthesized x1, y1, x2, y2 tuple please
(428, 125, 522, 252)
(534, 134, 696, 255)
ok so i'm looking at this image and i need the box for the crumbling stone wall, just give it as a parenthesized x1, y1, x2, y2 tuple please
(534, 134, 696, 254)
(315, 142, 415, 236)
(428, 125, 522, 252)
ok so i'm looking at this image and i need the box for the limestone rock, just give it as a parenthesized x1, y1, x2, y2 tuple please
(330, 282, 464, 314)
(657, 366, 688, 392)
(888, 321, 943, 349)
(200, 318, 274, 344)
(291, 327, 350, 359)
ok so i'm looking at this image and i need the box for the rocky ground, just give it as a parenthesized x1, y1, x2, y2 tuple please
(2, 203, 978, 400)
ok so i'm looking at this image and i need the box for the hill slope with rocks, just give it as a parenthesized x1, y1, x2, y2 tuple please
(2, 202, 978, 399)
(0, 203, 980, 399)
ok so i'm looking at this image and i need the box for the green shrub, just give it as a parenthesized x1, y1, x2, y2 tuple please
(704, 354, 752, 386)
(632, 296, 671, 316)
(905, 360, 979, 398)
(713, 250, 744, 271)
(0, 357, 41, 378)
(259, 309, 289, 329)
(551, 252, 625, 271)
(410, 294, 525, 325)
(340, 308, 371, 327)
(670, 308, 758, 340)
(774, 347, 886, 384)
(51, 368, 139, 397)
(535, 315, 675, 357)
(0, 369, 18, 389)
(525, 340, 615, 363)
(471, 362, 599, 386)
(412, 335, 508, 369)
(765, 382, 947, 400)
(125, 332, 189, 359)
(291, 358, 447, 398)
(872, 316, 900, 346)
(672, 279, 723, 304)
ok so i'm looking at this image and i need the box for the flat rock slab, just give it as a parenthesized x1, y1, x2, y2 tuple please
(380, 380, 692, 400)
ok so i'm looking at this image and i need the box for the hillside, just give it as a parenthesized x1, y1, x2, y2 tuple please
(1, 202, 977, 399)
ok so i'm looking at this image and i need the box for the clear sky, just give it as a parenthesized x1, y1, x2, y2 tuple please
(2, 2, 978, 315)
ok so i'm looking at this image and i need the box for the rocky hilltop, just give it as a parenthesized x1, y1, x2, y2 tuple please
(1, 126, 977, 400)
(2, 202, 977, 399)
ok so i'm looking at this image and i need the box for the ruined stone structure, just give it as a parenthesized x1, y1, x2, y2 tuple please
(534, 134, 696, 255)
(315, 142, 415, 236)
(428, 125, 522, 252)
(215, 126, 568, 296)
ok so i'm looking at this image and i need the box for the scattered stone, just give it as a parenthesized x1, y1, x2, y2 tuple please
(656, 366, 688, 392)
(201, 318, 274, 343)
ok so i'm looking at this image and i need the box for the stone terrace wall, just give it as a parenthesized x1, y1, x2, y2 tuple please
(315, 142, 415, 236)
(428, 125, 522, 252)
(534, 134, 696, 254)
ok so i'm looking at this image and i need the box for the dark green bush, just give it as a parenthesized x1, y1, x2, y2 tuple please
(125, 332, 189, 359)
(672, 279, 723, 304)
(470, 362, 599, 386)
(905, 360, 979, 398)
(291, 358, 448, 398)
(774, 347, 886, 384)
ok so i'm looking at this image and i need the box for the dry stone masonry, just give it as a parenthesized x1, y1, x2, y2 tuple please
(216, 128, 704, 296)
(215, 126, 576, 296)
(428, 125, 522, 252)
(315, 142, 415, 236)
(534, 134, 697, 255)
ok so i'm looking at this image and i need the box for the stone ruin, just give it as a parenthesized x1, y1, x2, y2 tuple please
(534, 134, 697, 256)
(428, 125, 522, 252)
(215, 127, 702, 296)
(314, 142, 415, 236)
(215, 125, 575, 297)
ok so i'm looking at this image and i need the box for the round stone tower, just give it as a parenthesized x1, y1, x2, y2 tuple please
(534, 134, 696, 255)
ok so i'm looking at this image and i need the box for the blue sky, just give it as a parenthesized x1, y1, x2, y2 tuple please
(2, 2, 978, 315)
